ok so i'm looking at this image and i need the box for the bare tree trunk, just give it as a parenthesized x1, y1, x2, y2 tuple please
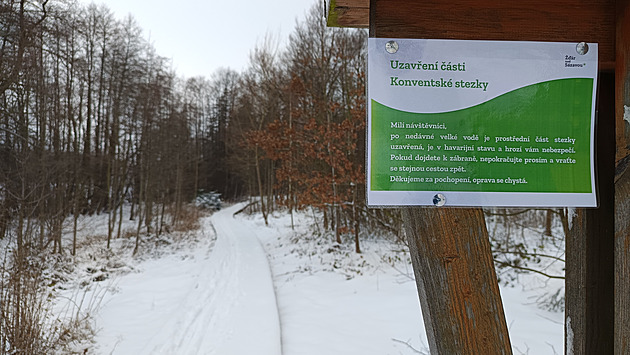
(144, 174, 153, 235)
(544, 209, 553, 236)
(158, 195, 166, 237)
(72, 185, 80, 256)
(333, 180, 341, 244)
(268, 160, 275, 213)
(288, 97, 295, 230)
(353, 183, 360, 254)
(106, 155, 114, 248)
(254, 146, 268, 225)
(133, 176, 145, 256)
(116, 197, 124, 239)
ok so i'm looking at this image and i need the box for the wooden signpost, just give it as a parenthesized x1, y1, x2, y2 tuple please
(328, 0, 627, 354)
(616, 2, 630, 354)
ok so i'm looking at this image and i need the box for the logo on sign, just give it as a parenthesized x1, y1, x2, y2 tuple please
(564, 55, 586, 68)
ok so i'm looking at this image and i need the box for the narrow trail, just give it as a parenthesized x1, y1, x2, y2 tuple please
(200, 204, 282, 355)
(94, 204, 282, 355)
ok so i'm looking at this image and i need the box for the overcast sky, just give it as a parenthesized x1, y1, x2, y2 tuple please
(79, 0, 318, 78)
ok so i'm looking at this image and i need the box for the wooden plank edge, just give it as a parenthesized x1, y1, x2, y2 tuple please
(327, 0, 369, 28)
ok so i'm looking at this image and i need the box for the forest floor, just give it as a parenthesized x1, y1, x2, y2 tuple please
(48, 203, 565, 354)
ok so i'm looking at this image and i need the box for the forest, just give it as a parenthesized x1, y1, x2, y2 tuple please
(0, 0, 568, 353)
(0, 0, 370, 253)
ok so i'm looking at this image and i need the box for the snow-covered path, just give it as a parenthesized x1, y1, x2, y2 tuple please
(203, 205, 281, 355)
(94, 204, 281, 355)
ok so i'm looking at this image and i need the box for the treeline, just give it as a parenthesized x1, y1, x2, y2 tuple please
(0, 0, 238, 255)
(239, 5, 368, 247)
(1, 0, 386, 256)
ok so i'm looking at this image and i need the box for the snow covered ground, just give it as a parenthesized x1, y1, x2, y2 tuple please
(90, 206, 280, 355)
(52, 203, 564, 354)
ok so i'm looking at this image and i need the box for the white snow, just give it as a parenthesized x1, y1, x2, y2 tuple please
(566, 316, 574, 355)
(92, 204, 281, 355)
(52, 203, 564, 354)
(567, 207, 577, 231)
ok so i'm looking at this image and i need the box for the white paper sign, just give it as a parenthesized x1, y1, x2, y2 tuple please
(367, 38, 598, 207)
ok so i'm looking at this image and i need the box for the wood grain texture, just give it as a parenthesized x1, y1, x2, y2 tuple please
(565, 208, 615, 354)
(616, 1, 630, 353)
(617, 0, 630, 163)
(370, 0, 615, 69)
(327, 0, 369, 28)
(564, 209, 588, 354)
(566, 72, 615, 355)
(403, 208, 511, 354)
(616, 165, 630, 354)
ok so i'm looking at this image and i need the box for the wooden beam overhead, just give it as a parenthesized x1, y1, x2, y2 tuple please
(369, 0, 615, 69)
(327, 0, 615, 69)
(327, 0, 369, 28)
(326, 0, 623, 71)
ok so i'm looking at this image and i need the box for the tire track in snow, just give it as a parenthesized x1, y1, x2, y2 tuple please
(147, 204, 282, 355)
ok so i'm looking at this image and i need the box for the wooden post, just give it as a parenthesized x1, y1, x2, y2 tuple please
(370, 2, 512, 353)
(615, 0, 630, 162)
(615, 0, 630, 353)
(565, 71, 615, 355)
(403, 208, 511, 354)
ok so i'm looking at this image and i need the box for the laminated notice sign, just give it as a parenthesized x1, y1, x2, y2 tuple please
(367, 39, 598, 207)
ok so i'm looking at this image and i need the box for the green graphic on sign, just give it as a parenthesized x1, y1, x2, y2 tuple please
(371, 78, 594, 193)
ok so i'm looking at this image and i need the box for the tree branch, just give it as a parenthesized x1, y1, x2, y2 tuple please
(494, 260, 565, 280)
